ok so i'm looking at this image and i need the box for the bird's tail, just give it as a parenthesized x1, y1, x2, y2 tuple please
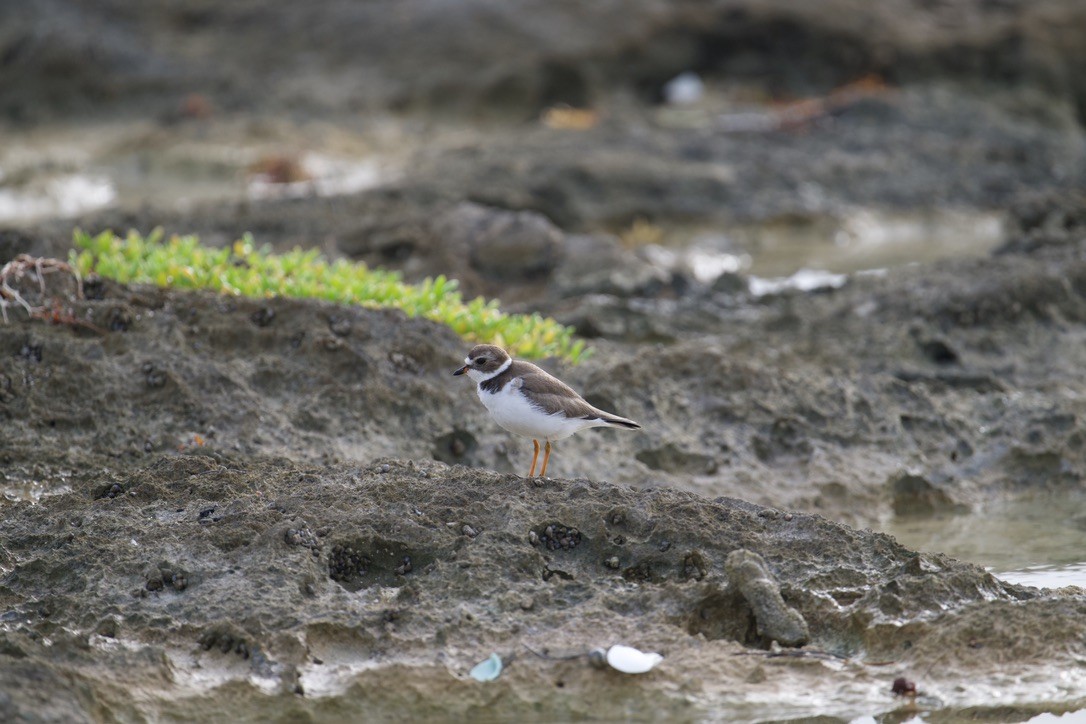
(594, 412, 641, 430)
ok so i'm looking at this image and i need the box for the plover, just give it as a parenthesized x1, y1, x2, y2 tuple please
(454, 344, 641, 477)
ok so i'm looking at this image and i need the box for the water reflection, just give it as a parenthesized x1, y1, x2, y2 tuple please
(0, 173, 116, 223)
(645, 207, 1005, 291)
(881, 492, 1086, 589)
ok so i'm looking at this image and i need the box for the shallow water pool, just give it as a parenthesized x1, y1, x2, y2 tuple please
(880, 491, 1086, 590)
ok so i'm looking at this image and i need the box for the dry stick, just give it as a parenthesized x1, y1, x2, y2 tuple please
(733, 648, 851, 662)
(0, 282, 33, 322)
(31, 304, 108, 336)
(522, 642, 590, 662)
(717, 74, 894, 135)
(0, 255, 87, 325)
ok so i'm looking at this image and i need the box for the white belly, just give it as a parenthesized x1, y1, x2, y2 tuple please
(477, 384, 602, 441)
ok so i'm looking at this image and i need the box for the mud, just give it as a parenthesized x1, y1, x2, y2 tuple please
(6, 220, 1086, 527)
(4, 0, 1086, 124)
(3, 218, 1086, 717)
(1, 456, 1083, 722)
(18, 83, 1085, 307)
(3, 0, 1086, 719)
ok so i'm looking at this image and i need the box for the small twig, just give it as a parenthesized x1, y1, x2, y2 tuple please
(0, 254, 87, 326)
(0, 283, 34, 317)
(522, 642, 590, 662)
(34, 256, 47, 294)
(733, 648, 852, 662)
(30, 302, 108, 336)
(717, 74, 895, 135)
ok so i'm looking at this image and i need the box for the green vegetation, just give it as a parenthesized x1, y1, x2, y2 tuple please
(70, 229, 588, 362)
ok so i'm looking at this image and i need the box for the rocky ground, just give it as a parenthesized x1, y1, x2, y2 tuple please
(3, 0, 1086, 720)
(3, 193, 1086, 719)
(1, 455, 1081, 722)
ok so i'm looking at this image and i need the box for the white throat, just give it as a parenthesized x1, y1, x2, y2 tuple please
(467, 357, 511, 384)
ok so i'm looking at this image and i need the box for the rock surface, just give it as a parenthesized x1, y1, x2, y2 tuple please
(2, 218, 1086, 716)
(3, 0, 1086, 719)
(1, 456, 1081, 721)
(725, 549, 810, 647)
(4, 0, 1086, 123)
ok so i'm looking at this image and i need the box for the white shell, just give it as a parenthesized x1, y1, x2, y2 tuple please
(605, 644, 663, 674)
(663, 71, 705, 106)
(469, 653, 503, 682)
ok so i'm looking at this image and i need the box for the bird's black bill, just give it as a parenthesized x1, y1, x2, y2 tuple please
(453, 365, 468, 376)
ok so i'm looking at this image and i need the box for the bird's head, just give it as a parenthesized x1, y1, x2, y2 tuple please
(453, 344, 511, 381)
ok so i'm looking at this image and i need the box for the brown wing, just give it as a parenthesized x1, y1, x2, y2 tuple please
(512, 361, 600, 419)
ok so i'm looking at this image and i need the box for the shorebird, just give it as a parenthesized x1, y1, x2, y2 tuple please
(454, 344, 641, 476)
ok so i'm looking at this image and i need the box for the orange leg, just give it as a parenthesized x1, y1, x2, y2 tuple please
(539, 441, 552, 477)
(528, 439, 540, 477)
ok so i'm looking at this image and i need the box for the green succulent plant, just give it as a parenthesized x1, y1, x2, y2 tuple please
(70, 229, 588, 362)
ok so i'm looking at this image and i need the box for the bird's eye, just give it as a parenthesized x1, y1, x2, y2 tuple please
(474, 358, 485, 366)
